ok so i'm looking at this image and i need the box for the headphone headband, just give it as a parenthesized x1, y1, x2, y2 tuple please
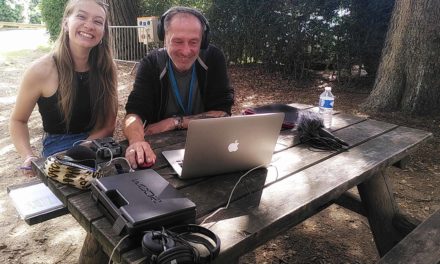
(157, 6, 210, 49)
(142, 224, 221, 264)
(169, 224, 221, 260)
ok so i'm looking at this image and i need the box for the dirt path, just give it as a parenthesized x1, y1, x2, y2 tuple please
(1, 42, 439, 263)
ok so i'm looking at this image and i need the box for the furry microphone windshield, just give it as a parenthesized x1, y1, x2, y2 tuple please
(297, 110, 349, 151)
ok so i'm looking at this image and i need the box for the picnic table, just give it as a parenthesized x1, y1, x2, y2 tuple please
(32, 103, 432, 263)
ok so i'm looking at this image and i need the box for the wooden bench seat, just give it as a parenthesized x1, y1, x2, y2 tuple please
(378, 209, 440, 264)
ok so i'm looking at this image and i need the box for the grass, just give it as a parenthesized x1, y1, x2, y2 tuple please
(0, 44, 52, 60)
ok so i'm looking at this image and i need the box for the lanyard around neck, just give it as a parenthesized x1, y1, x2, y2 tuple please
(168, 59, 196, 115)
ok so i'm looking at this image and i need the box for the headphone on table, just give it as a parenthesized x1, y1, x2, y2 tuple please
(142, 224, 220, 264)
(157, 6, 210, 49)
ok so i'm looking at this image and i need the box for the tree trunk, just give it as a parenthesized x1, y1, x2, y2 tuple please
(362, 0, 440, 115)
(108, 0, 147, 61)
(108, 0, 138, 26)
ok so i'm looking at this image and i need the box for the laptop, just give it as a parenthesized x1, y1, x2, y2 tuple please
(162, 113, 284, 179)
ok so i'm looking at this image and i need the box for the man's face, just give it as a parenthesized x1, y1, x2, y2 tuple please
(165, 13, 203, 72)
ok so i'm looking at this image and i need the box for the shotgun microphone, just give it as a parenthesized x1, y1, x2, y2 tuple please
(297, 110, 349, 151)
(64, 145, 97, 168)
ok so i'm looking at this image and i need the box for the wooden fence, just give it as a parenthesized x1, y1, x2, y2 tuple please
(0, 22, 45, 29)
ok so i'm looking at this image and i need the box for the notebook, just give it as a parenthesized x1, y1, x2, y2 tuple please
(162, 113, 284, 179)
(8, 180, 67, 225)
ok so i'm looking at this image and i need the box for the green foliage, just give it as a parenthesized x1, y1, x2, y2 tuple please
(0, 0, 24, 22)
(40, 0, 67, 41)
(29, 0, 42, 24)
(205, 0, 394, 80)
(34, 0, 392, 80)
(139, 0, 211, 17)
(348, 0, 394, 75)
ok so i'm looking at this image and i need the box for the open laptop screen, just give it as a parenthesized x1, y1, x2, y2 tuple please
(162, 113, 284, 179)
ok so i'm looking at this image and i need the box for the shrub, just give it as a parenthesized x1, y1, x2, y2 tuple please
(41, 0, 67, 41)
(29, 0, 42, 24)
(0, 0, 24, 22)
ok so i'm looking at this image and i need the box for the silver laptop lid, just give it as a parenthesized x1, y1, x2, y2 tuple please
(164, 113, 284, 179)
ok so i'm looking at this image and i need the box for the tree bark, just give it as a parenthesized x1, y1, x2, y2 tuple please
(107, 0, 148, 62)
(362, 0, 440, 115)
(108, 0, 138, 26)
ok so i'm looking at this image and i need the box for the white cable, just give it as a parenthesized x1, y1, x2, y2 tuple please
(200, 163, 268, 225)
(97, 146, 114, 166)
(271, 163, 280, 181)
(68, 141, 135, 173)
(108, 234, 130, 264)
(110, 157, 135, 172)
(97, 156, 134, 177)
(72, 139, 93, 146)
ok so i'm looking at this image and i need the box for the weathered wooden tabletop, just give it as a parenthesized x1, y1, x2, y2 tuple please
(32, 103, 432, 263)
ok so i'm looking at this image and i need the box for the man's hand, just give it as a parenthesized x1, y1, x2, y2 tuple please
(125, 141, 157, 169)
(144, 118, 176, 136)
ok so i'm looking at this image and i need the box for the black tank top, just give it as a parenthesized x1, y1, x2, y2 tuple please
(37, 72, 92, 134)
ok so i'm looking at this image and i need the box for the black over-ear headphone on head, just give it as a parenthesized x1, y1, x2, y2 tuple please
(142, 224, 220, 264)
(157, 6, 210, 49)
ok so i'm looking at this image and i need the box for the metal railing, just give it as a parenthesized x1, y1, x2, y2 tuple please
(109, 26, 152, 63)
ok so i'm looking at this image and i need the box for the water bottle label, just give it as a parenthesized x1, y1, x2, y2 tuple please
(320, 99, 334, 108)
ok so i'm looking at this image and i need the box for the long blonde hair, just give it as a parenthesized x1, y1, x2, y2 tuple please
(52, 0, 117, 132)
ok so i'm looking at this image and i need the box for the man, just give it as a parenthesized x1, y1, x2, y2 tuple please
(123, 6, 234, 169)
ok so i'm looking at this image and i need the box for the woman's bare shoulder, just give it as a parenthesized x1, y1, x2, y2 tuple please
(25, 54, 57, 79)
(20, 53, 58, 96)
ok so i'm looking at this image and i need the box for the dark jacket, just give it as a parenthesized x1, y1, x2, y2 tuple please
(125, 45, 234, 125)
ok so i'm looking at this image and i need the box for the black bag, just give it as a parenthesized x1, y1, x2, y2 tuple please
(243, 103, 299, 129)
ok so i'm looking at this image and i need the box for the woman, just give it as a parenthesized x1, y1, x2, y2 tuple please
(9, 0, 118, 176)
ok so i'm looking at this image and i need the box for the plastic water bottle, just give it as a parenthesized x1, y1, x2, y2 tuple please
(319, 86, 334, 128)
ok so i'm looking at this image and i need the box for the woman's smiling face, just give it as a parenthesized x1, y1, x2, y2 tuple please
(65, 1, 106, 49)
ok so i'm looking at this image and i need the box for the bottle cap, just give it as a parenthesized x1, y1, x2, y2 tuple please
(325, 86, 331, 91)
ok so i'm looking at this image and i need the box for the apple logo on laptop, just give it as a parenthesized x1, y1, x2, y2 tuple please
(228, 140, 239, 152)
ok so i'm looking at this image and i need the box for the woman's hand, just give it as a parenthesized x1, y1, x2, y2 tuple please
(19, 155, 39, 177)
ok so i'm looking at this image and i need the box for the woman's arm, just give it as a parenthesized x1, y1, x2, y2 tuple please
(10, 56, 54, 175)
(87, 111, 117, 140)
(88, 67, 118, 140)
(9, 57, 51, 158)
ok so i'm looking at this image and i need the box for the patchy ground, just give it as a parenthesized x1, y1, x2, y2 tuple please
(0, 47, 439, 264)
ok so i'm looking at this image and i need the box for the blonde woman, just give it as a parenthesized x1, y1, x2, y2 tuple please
(10, 0, 118, 176)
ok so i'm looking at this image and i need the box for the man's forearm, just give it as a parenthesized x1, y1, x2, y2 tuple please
(123, 114, 145, 145)
(181, 111, 229, 129)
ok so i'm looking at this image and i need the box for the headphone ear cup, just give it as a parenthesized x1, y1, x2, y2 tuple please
(156, 246, 195, 264)
(200, 29, 209, 49)
(142, 231, 176, 259)
(157, 16, 165, 41)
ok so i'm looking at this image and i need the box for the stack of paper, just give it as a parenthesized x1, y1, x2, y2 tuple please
(8, 183, 64, 220)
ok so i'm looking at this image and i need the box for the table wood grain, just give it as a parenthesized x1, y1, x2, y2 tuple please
(32, 106, 432, 263)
